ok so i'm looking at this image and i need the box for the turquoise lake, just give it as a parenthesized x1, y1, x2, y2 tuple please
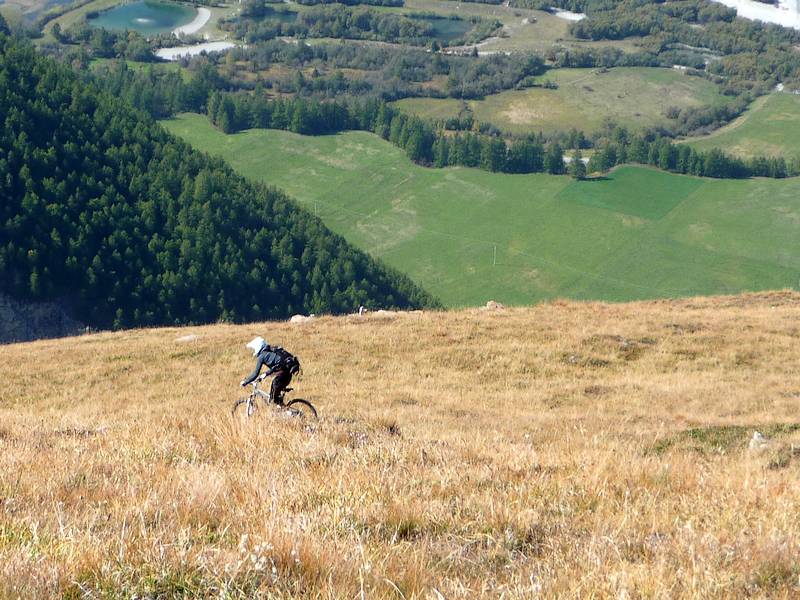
(88, 1, 196, 35)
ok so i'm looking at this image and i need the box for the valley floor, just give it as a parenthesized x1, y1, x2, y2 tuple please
(2, 293, 800, 597)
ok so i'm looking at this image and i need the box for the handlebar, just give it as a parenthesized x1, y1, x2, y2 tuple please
(240, 371, 274, 387)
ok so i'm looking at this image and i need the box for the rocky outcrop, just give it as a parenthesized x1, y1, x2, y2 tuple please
(290, 314, 316, 324)
(0, 293, 84, 344)
(483, 300, 505, 311)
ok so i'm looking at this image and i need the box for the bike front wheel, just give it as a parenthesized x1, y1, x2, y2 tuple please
(285, 398, 318, 420)
(232, 397, 256, 417)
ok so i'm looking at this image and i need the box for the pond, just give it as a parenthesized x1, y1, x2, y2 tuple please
(88, 0, 197, 36)
(262, 8, 298, 23)
(411, 16, 473, 42)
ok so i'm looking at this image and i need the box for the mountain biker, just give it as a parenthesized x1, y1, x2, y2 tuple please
(240, 336, 301, 406)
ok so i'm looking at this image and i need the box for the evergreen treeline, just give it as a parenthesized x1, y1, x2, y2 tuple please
(53, 23, 156, 61)
(0, 31, 437, 329)
(98, 61, 230, 118)
(587, 127, 799, 179)
(88, 56, 797, 180)
(205, 92, 570, 175)
(206, 90, 791, 178)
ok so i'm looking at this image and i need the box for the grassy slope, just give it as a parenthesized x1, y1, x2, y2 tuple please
(163, 113, 800, 307)
(2, 293, 800, 597)
(0, 4, 24, 25)
(393, 67, 726, 135)
(686, 91, 800, 160)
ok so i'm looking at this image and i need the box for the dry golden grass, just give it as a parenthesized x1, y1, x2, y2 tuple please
(2, 292, 800, 598)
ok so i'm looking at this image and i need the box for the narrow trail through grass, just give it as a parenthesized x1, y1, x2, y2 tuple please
(686, 92, 800, 160)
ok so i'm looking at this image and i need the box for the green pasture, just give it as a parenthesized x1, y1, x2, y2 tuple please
(163, 113, 800, 307)
(394, 67, 727, 135)
(686, 92, 800, 160)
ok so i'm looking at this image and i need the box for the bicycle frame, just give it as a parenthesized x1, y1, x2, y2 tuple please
(234, 378, 317, 420)
(249, 379, 272, 404)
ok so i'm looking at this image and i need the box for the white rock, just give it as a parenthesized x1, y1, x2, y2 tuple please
(175, 334, 200, 343)
(749, 431, 769, 450)
(290, 314, 315, 323)
(484, 300, 505, 310)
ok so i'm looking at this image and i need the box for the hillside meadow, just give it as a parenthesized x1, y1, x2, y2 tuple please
(163, 113, 800, 308)
(2, 293, 800, 597)
(393, 67, 726, 135)
(686, 91, 800, 160)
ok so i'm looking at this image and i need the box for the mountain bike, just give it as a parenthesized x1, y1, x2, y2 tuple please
(231, 378, 318, 420)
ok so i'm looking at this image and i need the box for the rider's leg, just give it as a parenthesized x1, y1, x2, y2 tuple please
(270, 370, 292, 405)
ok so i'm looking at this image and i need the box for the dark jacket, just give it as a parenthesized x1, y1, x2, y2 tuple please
(241, 346, 289, 385)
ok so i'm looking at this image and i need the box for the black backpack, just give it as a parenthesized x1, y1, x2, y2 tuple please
(273, 346, 301, 375)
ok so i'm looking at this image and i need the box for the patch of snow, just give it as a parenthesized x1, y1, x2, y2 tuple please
(155, 41, 236, 61)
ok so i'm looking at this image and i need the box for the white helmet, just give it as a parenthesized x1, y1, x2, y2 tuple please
(246, 336, 266, 357)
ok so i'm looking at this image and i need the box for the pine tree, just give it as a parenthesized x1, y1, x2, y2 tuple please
(546, 142, 566, 175)
(433, 136, 449, 168)
(207, 92, 220, 124)
(569, 150, 586, 180)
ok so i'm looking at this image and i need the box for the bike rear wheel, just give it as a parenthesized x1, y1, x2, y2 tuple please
(285, 398, 318, 420)
(232, 397, 256, 417)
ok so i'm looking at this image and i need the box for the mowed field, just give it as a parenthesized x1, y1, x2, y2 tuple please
(393, 67, 727, 135)
(3, 294, 800, 597)
(687, 92, 800, 160)
(164, 113, 800, 307)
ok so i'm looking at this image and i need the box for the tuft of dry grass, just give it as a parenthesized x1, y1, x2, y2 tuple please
(2, 292, 800, 597)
